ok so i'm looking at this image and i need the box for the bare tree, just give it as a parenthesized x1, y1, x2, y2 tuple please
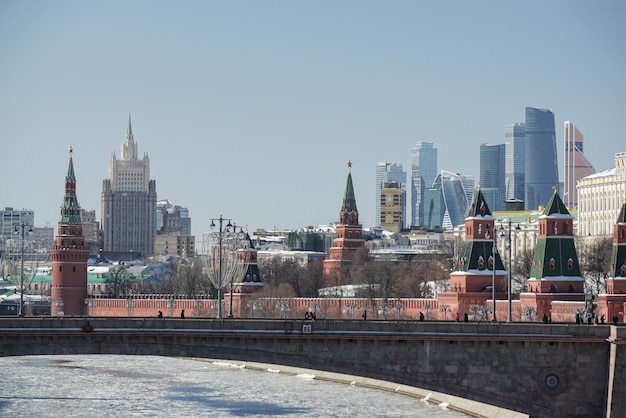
(176, 258, 207, 298)
(105, 265, 133, 298)
(512, 248, 534, 292)
(578, 236, 612, 294)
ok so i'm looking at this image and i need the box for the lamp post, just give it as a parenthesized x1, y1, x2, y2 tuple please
(500, 220, 521, 323)
(13, 222, 33, 317)
(485, 230, 497, 322)
(210, 216, 232, 319)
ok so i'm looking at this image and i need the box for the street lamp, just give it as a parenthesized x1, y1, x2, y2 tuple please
(485, 230, 497, 322)
(210, 216, 232, 319)
(500, 220, 521, 323)
(13, 222, 33, 317)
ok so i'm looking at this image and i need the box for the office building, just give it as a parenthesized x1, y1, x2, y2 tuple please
(375, 163, 406, 229)
(563, 121, 595, 209)
(480, 143, 506, 211)
(155, 199, 194, 257)
(411, 142, 438, 228)
(423, 171, 472, 231)
(504, 123, 525, 201)
(380, 181, 403, 233)
(101, 115, 157, 257)
(524, 107, 559, 210)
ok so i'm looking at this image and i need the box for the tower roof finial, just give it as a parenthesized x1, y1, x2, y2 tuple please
(127, 112, 133, 136)
(347, 161, 352, 172)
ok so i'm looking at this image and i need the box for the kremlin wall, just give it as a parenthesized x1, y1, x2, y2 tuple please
(40, 155, 626, 325)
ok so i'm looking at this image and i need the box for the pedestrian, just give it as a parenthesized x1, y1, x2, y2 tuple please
(543, 313, 549, 324)
(463, 312, 469, 322)
(180, 309, 185, 319)
(575, 312, 581, 325)
(455, 312, 460, 322)
(158, 310, 163, 318)
(362, 310, 367, 321)
(613, 315, 619, 325)
(601, 314, 605, 324)
(419, 312, 424, 322)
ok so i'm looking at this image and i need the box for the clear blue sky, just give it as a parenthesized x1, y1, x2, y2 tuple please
(1, 0, 624, 240)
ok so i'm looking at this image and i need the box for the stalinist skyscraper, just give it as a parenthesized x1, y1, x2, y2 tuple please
(101, 115, 157, 257)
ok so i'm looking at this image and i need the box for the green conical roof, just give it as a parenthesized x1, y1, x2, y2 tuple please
(467, 186, 492, 218)
(541, 187, 571, 217)
(340, 163, 358, 214)
(59, 148, 82, 225)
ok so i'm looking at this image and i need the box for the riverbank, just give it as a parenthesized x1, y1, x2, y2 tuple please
(192, 358, 528, 418)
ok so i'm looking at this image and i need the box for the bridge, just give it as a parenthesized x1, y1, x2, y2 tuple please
(0, 318, 623, 418)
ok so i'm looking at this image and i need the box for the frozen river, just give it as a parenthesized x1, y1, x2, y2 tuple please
(0, 355, 467, 417)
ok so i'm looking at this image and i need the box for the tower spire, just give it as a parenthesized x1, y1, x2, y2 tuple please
(127, 112, 133, 136)
(340, 161, 358, 215)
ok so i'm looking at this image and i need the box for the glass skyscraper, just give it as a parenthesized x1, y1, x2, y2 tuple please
(524, 107, 559, 210)
(479, 143, 505, 211)
(504, 123, 525, 201)
(423, 170, 472, 231)
(375, 162, 406, 228)
(411, 142, 437, 228)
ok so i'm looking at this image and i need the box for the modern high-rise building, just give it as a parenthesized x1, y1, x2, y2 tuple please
(423, 170, 473, 231)
(563, 121, 595, 209)
(479, 143, 506, 211)
(524, 107, 559, 210)
(411, 142, 437, 228)
(375, 162, 406, 229)
(101, 115, 157, 257)
(504, 123, 525, 201)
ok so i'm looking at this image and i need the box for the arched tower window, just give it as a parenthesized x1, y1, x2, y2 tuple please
(477, 256, 485, 270)
(552, 221, 558, 235)
(549, 258, 556, 269)
(478, 224, 482, 235)
(567, 258, 574, 269)
(563, 222, 569, 235)
(549, 284, 557, 293)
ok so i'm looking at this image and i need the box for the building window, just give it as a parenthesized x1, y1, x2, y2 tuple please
(549, 258, 556, 269)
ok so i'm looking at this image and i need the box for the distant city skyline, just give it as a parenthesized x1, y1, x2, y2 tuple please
(1, 1, 624, 240)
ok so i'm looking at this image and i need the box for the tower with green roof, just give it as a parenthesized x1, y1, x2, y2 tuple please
(323, 162, 364, 283)
(441, 187, 507, 319)
(526, 187, 584, 294)
(50, 148, 89, 316)
(607, 198, 626, 293)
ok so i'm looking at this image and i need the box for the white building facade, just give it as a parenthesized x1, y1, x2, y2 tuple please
(577, 152, 626, 236)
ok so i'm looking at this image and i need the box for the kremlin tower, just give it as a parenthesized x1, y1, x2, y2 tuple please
(50, 148, 90, 316)
(607, 199, 626, 292)
(439, 187, 507, 319)
(520, 187, 585, 320)
(323, 162, 365, 284)
(598, 198, 626, 321)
